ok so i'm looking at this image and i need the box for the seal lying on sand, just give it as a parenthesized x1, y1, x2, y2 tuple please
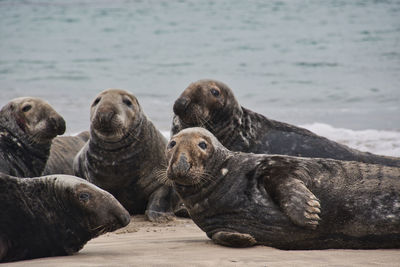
(0, 173, 130, 262)
(165, 127, 400, 249)
(0, 97, 66, 177)
(172, 79, 400, 167)
(74, 89, 177, 222)
(43, 131, 89, 175)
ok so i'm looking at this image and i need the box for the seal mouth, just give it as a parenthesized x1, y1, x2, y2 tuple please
(45, 116, 66, 136)
(176, 105, 211, 128)
(90, 212, 130, 237)
(28, 118, 65, 144)
(92, 113, 126, 141)
(167, 165, 208, 187)
(166, 172, 193, 186)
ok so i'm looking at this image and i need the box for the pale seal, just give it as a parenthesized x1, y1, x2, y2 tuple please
(0, 173, 130, 262)
(172, 79, 400, 167)
(43, 131, 90, 175)
(165, 127, 400, 249)
(0, 97, 66, 177)
(74, 89, 178, 222)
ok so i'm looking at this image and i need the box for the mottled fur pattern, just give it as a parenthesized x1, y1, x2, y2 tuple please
(73, 89, 177, 222)
(43, 131, 89, 175)
(0, 173, 130, 262)
(0, 97, 66, 177)
(166, 128, 400, 249)
(172, 79, 400, 167)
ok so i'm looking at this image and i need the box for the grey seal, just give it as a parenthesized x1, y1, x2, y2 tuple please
(0, 173, 130, 262)
(165, 127, 400, 249)
(43, 131, 89, 175)
(0, 97, 66, 177)
(172, 79, 400, 167)
(74, 89, 178, 222)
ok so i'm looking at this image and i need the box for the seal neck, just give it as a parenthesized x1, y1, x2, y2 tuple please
(0, 125, 50, 177)
(204, 106, 255, 152)
(173, 149, 232, 207)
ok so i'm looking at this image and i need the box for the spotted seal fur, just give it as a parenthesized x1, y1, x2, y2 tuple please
(74, 89, 178, 222)
(166, 127, 400, 249)
(172, 79, 400, 167)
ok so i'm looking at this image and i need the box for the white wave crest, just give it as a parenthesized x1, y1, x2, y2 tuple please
(300, 123, 400, 157)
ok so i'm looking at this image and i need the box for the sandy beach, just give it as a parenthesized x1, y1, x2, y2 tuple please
(3, 215, 399, 267)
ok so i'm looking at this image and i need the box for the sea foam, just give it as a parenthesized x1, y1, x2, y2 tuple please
(300, 123, 400, 157)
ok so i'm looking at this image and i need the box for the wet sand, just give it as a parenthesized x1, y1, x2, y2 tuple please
(4, 216, 400, 266)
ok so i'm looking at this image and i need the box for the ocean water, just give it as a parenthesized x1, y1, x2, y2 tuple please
(0, 0, 399, 156)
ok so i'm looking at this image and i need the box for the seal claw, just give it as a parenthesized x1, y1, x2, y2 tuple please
(277, 179, 321, 230)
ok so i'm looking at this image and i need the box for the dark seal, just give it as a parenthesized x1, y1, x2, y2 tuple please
(0, 97, 66, 177)
(43, 131, 90, 175)
(0, 173, 130, 262)
(74, 89, 178, 222)
(166, 127, 400, 249)
(172, 79, 400, 167)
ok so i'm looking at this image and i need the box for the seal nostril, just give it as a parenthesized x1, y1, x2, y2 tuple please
(58, 118, 66, 134)
(173, 97, 191, 115)
(175, 153, 191, 173)
(51, 117, 66, 135)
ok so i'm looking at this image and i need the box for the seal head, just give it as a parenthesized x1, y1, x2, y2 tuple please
(90, 89, 141, 144)
(0, 97, 65, 144)
(0, 173, 130, 262)
(167, 127, 223, 187)
(0, 97, 66, 177)
(172, 79, 242, 132)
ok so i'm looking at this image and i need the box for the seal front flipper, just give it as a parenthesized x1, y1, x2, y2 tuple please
(211, 231, 257, 248)
(264, 174, 321, 229)
(145, 186, 175, 223)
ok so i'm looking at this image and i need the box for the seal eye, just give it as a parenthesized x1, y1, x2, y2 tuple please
(123, 98, 133, 107)
(198, 141, 207, 150)
(22, 105, 32, 113)
(79, 192, 90, 202)
(210, 88, 220, 97)
(168, 140, 176, 149)
(92, 97, 101, 106)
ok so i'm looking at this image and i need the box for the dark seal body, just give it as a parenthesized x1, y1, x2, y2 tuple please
(0, 97, 66, 177)
(0, 173, 130, 262)
(166, 127, 400, 249)
(74, 89, 177, 222)
(43, 131, 89, 175)
(172, 79, 400, 167)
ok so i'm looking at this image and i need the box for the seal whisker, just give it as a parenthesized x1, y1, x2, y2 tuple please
(189, 170, 216, 185)
(199, 116, 215, 132)
(90, 224, 105, 231)
(192, 111, 203, 128)
(153, 168, 172, 186)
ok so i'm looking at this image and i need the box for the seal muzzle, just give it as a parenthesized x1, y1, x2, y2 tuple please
(173, 97, 191, 116)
